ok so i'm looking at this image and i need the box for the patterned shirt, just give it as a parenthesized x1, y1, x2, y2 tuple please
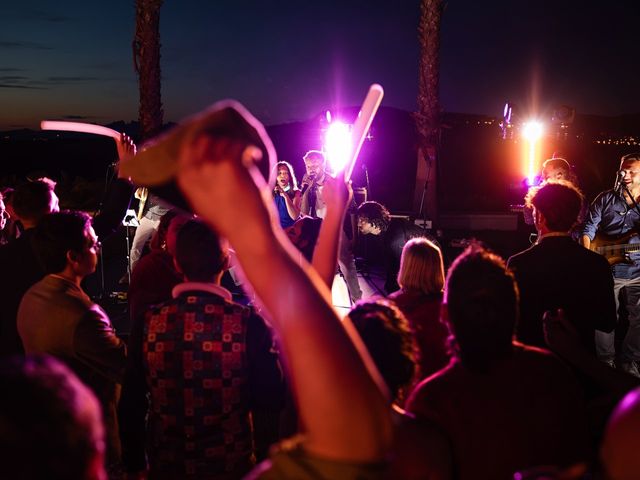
(143, 283, 282, 478)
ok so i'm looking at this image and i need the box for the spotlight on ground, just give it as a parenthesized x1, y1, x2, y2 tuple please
(324, 121, 352, 174)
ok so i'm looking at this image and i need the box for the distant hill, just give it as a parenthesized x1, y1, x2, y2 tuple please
(2, 109, 639, 213)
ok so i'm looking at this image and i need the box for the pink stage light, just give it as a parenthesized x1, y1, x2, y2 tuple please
(324, 121, 352, 175)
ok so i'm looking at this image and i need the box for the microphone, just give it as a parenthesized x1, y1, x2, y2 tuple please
(300, 183, 310, 195)
(614, 170, 625, 193)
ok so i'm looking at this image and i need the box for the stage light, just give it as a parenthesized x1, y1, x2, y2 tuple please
(525, 176, 540, 187)
(522, 121, 543, 141)
(324, 121, 352, 174)
(522, 120, 543, 185)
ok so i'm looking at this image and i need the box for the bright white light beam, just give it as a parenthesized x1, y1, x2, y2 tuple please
(324, 121, 352, 174)
(522, 121, 543, 185)
(40, 120, 121, 140)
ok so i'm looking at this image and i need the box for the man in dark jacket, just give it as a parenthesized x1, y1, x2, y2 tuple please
(508, 181, 616, 354)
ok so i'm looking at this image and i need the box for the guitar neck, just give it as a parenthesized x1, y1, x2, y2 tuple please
(597, 243, 640, 254)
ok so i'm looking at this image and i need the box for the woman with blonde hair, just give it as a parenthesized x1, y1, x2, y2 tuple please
(388, 237, 450, 379)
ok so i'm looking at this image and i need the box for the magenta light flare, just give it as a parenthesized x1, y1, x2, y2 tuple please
(40, 120, 122, 140)
(324, 121, 352, 175)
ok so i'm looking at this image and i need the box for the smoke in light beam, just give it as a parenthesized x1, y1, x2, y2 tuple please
(522, 121, 543, 185)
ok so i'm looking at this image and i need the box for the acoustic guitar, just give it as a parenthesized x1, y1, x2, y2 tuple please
(134, 187, 148, 221)
(589, 230, 640, 266)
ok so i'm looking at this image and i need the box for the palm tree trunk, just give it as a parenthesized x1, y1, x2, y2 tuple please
(133, 0, 164, 142)
(414, 0, 444, 222)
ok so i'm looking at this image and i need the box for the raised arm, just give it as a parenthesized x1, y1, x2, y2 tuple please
(175, 133, 391, 462)
(299, 176, 313, 216)
(92, 133, 135, 240)
(311, 175, 351, 291)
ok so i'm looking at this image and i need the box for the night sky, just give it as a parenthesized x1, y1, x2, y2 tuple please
(1, 1, 639, 130)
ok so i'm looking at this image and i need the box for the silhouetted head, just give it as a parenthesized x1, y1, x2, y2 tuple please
(174, 219, 229, 283)
(13, 178, 59, 227)
(528, 180, 584, 233)
(32, 210, 99, 278)
(601, 387, 640, 480)
(443, 245, 518, 372)
(348, 298, 418, 401)
(0, 355, 105, 480)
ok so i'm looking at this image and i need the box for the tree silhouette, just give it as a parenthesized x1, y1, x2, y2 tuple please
(134, 0, 164, 142)
(415, 0, 444, 220)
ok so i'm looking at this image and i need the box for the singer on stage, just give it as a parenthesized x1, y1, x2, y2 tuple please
(299, 150, 362, 303)
(582, 153, 640, 377)
(273, 161, 301, 229)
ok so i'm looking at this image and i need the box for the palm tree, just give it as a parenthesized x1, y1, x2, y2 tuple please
(414, 0, 444, 222)
(133, 0, 164, 141)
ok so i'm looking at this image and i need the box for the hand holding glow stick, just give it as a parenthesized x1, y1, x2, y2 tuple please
(41, 120, 137, 179)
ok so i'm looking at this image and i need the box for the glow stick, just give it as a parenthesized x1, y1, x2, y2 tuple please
(343, 84, 384, 181)
(40, 120, 121, 140)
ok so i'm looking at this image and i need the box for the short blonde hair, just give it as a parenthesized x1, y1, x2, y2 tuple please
(397, 237, 445, 295)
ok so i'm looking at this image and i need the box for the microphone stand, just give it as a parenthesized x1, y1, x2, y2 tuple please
(619, 181, 640, 218)
(93, 162, 118, 301)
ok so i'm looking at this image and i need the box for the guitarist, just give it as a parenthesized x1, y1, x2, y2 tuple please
(582, 153, 640, 377)
(127, 191, 170, 278)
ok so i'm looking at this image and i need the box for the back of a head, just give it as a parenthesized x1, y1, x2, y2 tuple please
(149, 209, 180, 251)
(32, 210, 92, 274)
(286, 216, 322, 262)
(601, 387, 640, 480)
(174, 219, 228, 282)
(529, 181, 583, 232)
(445, 245, 518, 371)
(397, 237, 445, 295)
(13, 178, 57, 225)
(357, 201, 391, 233)
(348, 299, 418, 400)
(0, 355, 104, 480)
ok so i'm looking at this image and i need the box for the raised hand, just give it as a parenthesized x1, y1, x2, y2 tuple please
(543, 308, 584, 362)
(320, 174, 352, 214)
(115, 133, 137, 179)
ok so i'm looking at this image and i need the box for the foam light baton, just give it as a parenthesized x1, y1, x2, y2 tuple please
(343, 83, 384, 182)
(40, 120, 121, 141)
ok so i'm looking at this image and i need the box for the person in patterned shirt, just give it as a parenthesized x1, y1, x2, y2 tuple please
(119, 219, 284, 479)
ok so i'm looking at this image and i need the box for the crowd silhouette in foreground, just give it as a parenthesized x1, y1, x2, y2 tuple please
(1, 103, 640, 480)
